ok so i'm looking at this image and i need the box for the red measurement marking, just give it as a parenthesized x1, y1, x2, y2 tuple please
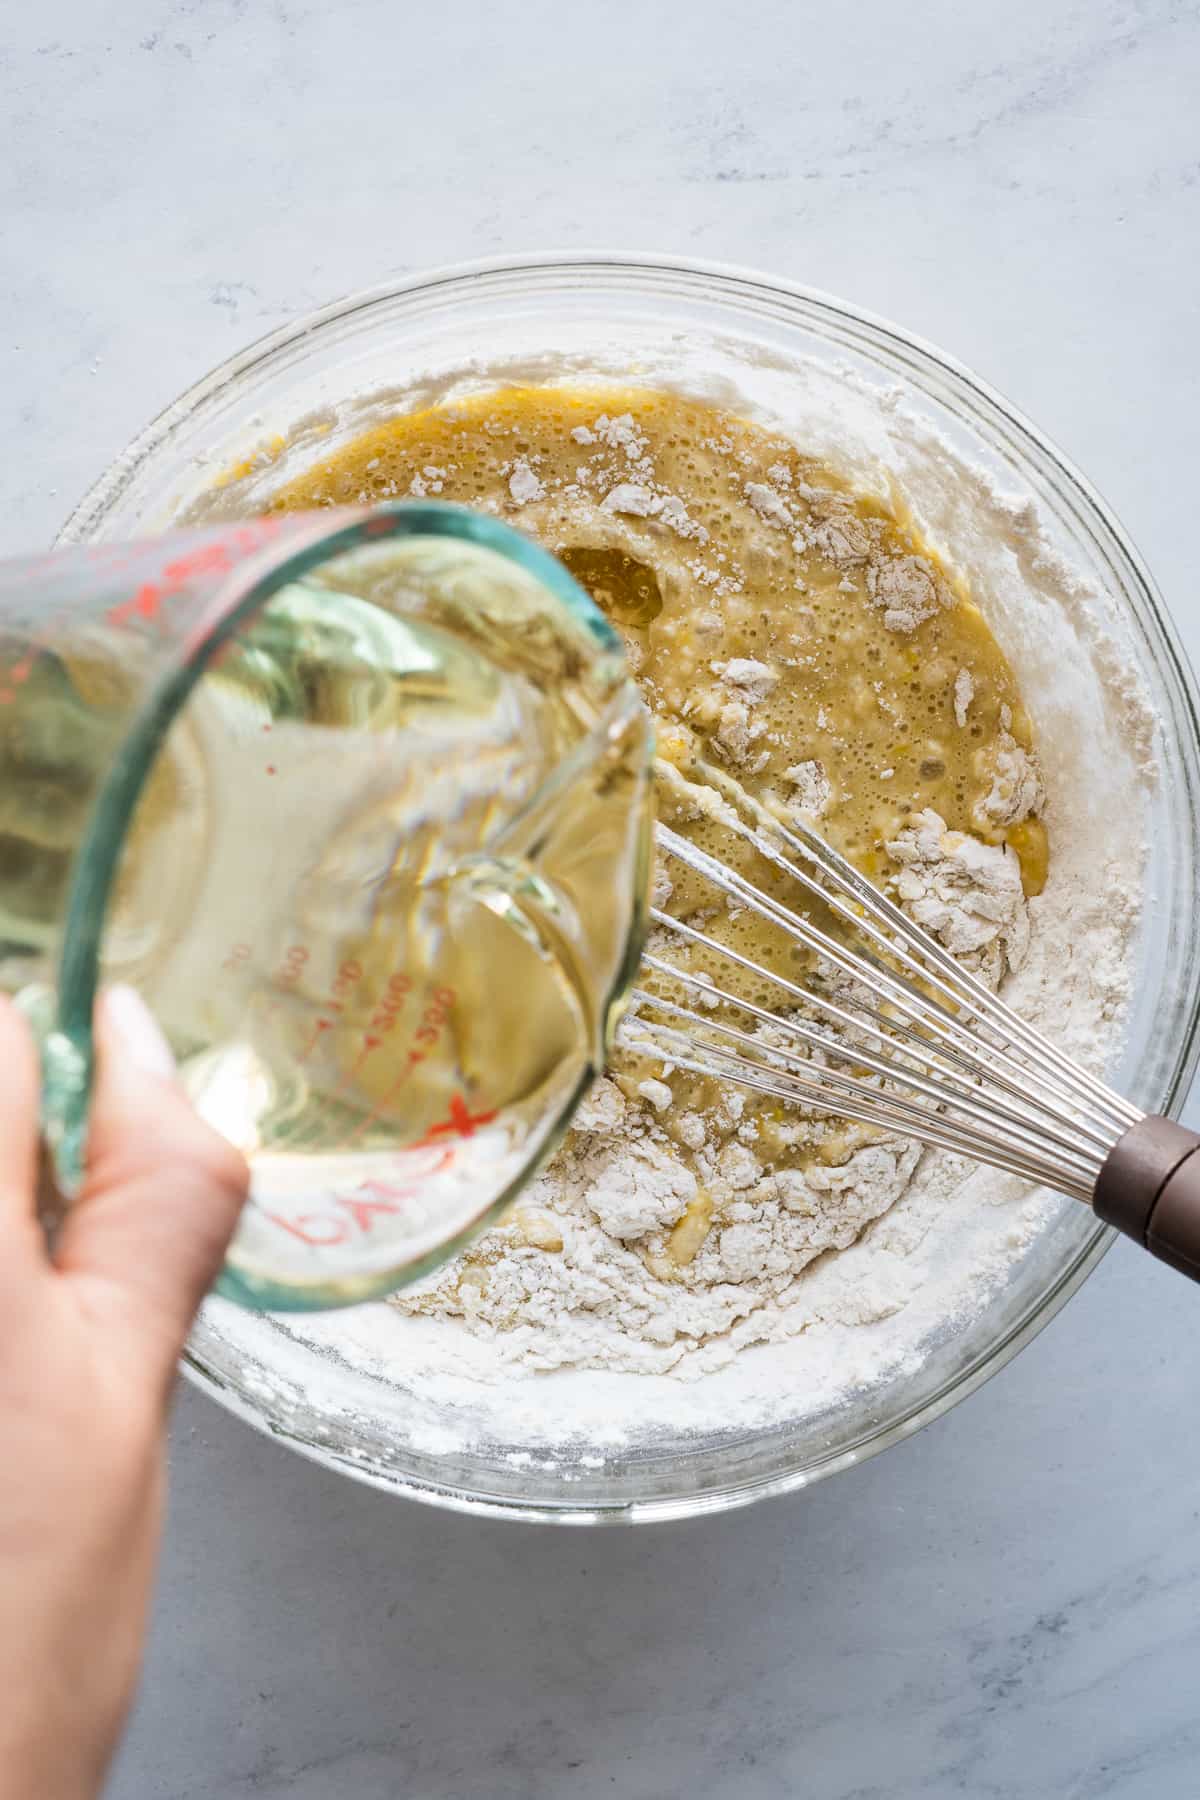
(341, 1024, 454, 1147)
(353, 1178, 411, 1204)
(281, 960, 374, 1090)
(364, 972, 414, 1044)
(0, 651, 38, 704)
(104, 519, 286, 630)
(296, 1034, 382, 1126)
(262, 1145, 458, 1247)
(165, 544, 241, 583)
(264, 1212, 352, 1248)
(336, 1189, 409, 1233)
(414, 1094, 499, 1145)
(265, 765, 276, 775)
(259, 947, 310, 1027)
(310, 1036, 384, 1113)
(274, 945, 310, 989)
(107, 580, 168, 627)
(297, 1017, 335, 1063)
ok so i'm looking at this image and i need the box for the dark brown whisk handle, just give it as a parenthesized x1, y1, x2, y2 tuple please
(1093, 1116, 1200, 1282)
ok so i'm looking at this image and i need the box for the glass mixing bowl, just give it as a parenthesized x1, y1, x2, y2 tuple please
(62, 255, 1200, 1523)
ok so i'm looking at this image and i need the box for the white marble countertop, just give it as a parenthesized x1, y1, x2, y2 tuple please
(4, 3, 1200, 1795)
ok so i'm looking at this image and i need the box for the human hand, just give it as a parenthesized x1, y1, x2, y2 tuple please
(0, 989, 249, 1800)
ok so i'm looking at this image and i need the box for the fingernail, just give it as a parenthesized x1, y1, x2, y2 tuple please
(103, 986, 177, 1081)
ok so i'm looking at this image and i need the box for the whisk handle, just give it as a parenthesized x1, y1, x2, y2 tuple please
(1094, 1117, 1200, 1283)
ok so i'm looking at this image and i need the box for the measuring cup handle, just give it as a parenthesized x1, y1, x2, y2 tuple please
(1093, 1115, 1200, 1283)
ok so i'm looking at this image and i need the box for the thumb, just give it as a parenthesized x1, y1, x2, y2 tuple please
(56, 988, 250, 1385)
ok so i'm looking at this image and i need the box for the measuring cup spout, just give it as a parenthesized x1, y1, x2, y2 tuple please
(445, 688, 654, 1063)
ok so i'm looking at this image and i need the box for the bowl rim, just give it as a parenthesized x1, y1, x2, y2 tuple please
(64, 250, 1200, 1523)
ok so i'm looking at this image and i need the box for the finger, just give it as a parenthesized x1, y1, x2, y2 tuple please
(55, 988, 249, 1382)
(0, 995, 48, 1266)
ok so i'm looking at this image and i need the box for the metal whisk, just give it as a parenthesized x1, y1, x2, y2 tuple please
(619, 757, 1200, 1284)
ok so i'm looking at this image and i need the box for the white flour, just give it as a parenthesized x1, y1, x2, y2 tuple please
(887, 809, 1030, 973)
(403, 1110, 926, 1378)
(186, 335, 1157, 1482)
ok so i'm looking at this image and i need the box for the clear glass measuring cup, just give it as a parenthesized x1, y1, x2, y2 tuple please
(0, 503, 654, 1309)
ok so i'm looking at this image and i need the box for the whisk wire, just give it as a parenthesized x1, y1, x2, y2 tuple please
(652, 831, 1123, 1149)
(656, 756, 1138, 1137)
(747, 796, 1136, 1132)
(630, 756, 1141, 1201)
(622, 1013, 1098, 1200)
(635, 959, 1110, 1171)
